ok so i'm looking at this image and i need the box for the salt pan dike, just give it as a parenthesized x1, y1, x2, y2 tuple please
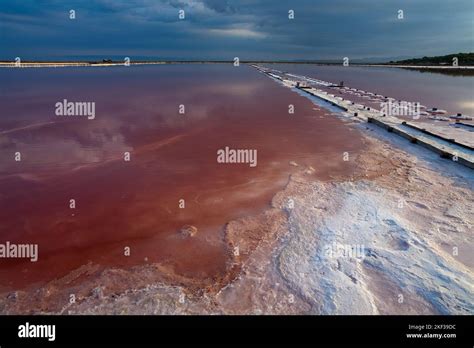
(251, 65, 474, 314)
(255, 65, 474, 169)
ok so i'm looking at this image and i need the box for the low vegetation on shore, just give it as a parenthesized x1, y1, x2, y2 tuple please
(388, 52, 474, 66)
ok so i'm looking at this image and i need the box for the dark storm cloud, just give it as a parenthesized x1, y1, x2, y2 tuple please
(201, 0, 236, 14)
(0, 0, 472, 61)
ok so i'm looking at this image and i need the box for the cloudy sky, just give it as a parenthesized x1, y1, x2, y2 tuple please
(1, 0, 473, 61)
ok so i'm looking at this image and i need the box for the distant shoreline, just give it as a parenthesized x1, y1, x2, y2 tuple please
(1, 60, 474, 69)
